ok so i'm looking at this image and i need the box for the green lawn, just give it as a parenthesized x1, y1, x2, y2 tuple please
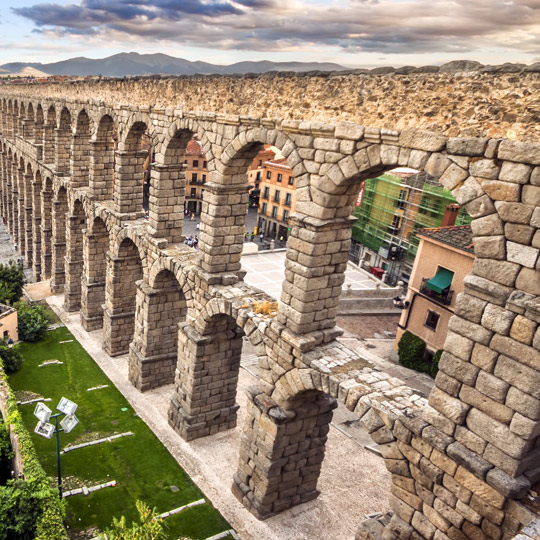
(8, 327, 232, 540)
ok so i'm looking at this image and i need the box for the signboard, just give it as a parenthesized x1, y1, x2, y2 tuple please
(34, 402, 52, 423)
(57, 397, 78, 417)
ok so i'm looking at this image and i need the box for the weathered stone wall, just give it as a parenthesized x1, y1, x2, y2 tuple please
(2, 69, 540, 140)
(0, 81, 539, 540)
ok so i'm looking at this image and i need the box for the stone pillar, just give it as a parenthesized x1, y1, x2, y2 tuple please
(0, 151, 6, 221)
(71, 133, 90, 188)
(198, 182, 251, 276)
(277, 213, 355, 335)
(168, 321, 243, 440)
(63, 214, 84, 311)
(102, 250, 141, 356)
(21, 118, 34, 140)
(40, 185, 53, 279)
(23, 172, 33, 266)
(232, 387, 337, 519)
(15, 167, 24, 253)
(43, 122, 55, 165)
(129, 279, 187, 391)
(51, 199, 67, 293)
(6, 160, 14, 236)
(80, 227, 108, 331)
(147, 163, 185, 243)
(31, 179, 42, 281)
(113, 150, 146, 215)
(55, 126, 71, 175)
(89, 139, 116, 201)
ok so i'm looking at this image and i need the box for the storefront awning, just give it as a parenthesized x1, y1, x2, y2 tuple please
(425, 268, 454, 294)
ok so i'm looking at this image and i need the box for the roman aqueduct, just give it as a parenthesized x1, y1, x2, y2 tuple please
(0, 69, 539, 539)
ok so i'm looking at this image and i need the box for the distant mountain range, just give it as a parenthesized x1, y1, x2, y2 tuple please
(0, 52, 348, 77)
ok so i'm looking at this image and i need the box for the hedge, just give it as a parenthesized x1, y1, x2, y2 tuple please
(0, 359, 68, 539)
(397, 331, 441, 379)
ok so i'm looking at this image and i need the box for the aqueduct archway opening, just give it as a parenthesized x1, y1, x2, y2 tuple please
(0, 71, 539, 540)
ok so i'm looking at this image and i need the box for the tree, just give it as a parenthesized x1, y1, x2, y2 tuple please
(0, 339, 23, 373)
(97, 501, 171, 540)
(0, 262, 24, 305)
(0, 479, 47, 540)
(15, 303, 50, 342)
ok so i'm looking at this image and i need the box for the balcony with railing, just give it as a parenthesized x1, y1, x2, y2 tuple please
(420, 277, 454, 306)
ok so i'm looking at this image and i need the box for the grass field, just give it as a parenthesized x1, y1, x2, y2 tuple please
(8, 326, 232, 540)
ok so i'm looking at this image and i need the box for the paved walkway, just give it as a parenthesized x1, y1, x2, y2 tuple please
(46, 294, 391, 540)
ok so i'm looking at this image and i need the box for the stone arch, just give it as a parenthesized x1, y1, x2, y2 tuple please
(90, 113, 117, 201)
(14, 155, 25, 253)
(56, 106, 72, 174)
(43, 104, 57, 164)
(103, 236, 144, 356)
(51, 184, 68, 292)
(18, 103, 26, 138)
(24, 102, 35, 140)
(113, 116, 149, 214)
(129, 263, 189, 391)
(168, 295, 269, 441)
(35, 104, 44, 145)
(148, 122, 206, 243)
(64, 197, 87, 311)
(40, 175, 53, 279)
(71, 109, 92, 188)
(81, 215, 110, 331)
(12, 101, 19, 137)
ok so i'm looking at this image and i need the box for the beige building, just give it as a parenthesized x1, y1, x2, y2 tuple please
(0, 304, 18, 342)
(395, 225, 474, 358)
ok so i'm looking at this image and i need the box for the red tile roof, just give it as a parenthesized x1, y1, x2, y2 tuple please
(416, 225, 474, 253)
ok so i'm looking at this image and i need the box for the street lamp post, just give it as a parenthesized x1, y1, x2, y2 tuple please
(34, 398, 79, 498)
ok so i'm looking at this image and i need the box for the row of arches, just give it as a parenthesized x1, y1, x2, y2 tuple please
(2, 91, 540, 538)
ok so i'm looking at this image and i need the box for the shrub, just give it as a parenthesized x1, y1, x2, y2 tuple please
(97, 500, 169, 540)
(0, 421, 13, 485)
(15, 303, 50, 342)
(0, 364, 67, 539)
(397, 331, 427, 373)
(0, 262, 24, 305)
(0, 340, 23, 373)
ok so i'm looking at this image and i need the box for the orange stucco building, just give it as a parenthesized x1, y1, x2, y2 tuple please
(257, 158, 296, 241)
(395, 225, 475, 358)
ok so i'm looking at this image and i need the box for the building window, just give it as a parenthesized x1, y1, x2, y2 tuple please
(203, 161, 207, 168)
(263, 186, 270, 199)
(273, 190, 281, 203)
(425, 310, 440, 331)
(283, 209, 289, 222)
(256, 171, 261, 181)
(396, 189, 407, 209)
(261, 202, 268, 215)
(272, 206, 278, 218)
(266, 171, 272, 179)
(190, 188, 196, 197)
(258, 160, 262, 167)
(284, 193, 292, 207)
(202, 174, 206, 183)
(3, 330, 7, 338)
(193, 159, 199, 168)
(191, 173, 198, 182)
(288, 176, 294, 186)
(277, 173, 283, 183)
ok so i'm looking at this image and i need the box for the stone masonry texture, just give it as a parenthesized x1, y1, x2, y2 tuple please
(0, 69, 539, 540)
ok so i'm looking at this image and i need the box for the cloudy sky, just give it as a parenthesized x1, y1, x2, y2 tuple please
(1, 0, 540, 68)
